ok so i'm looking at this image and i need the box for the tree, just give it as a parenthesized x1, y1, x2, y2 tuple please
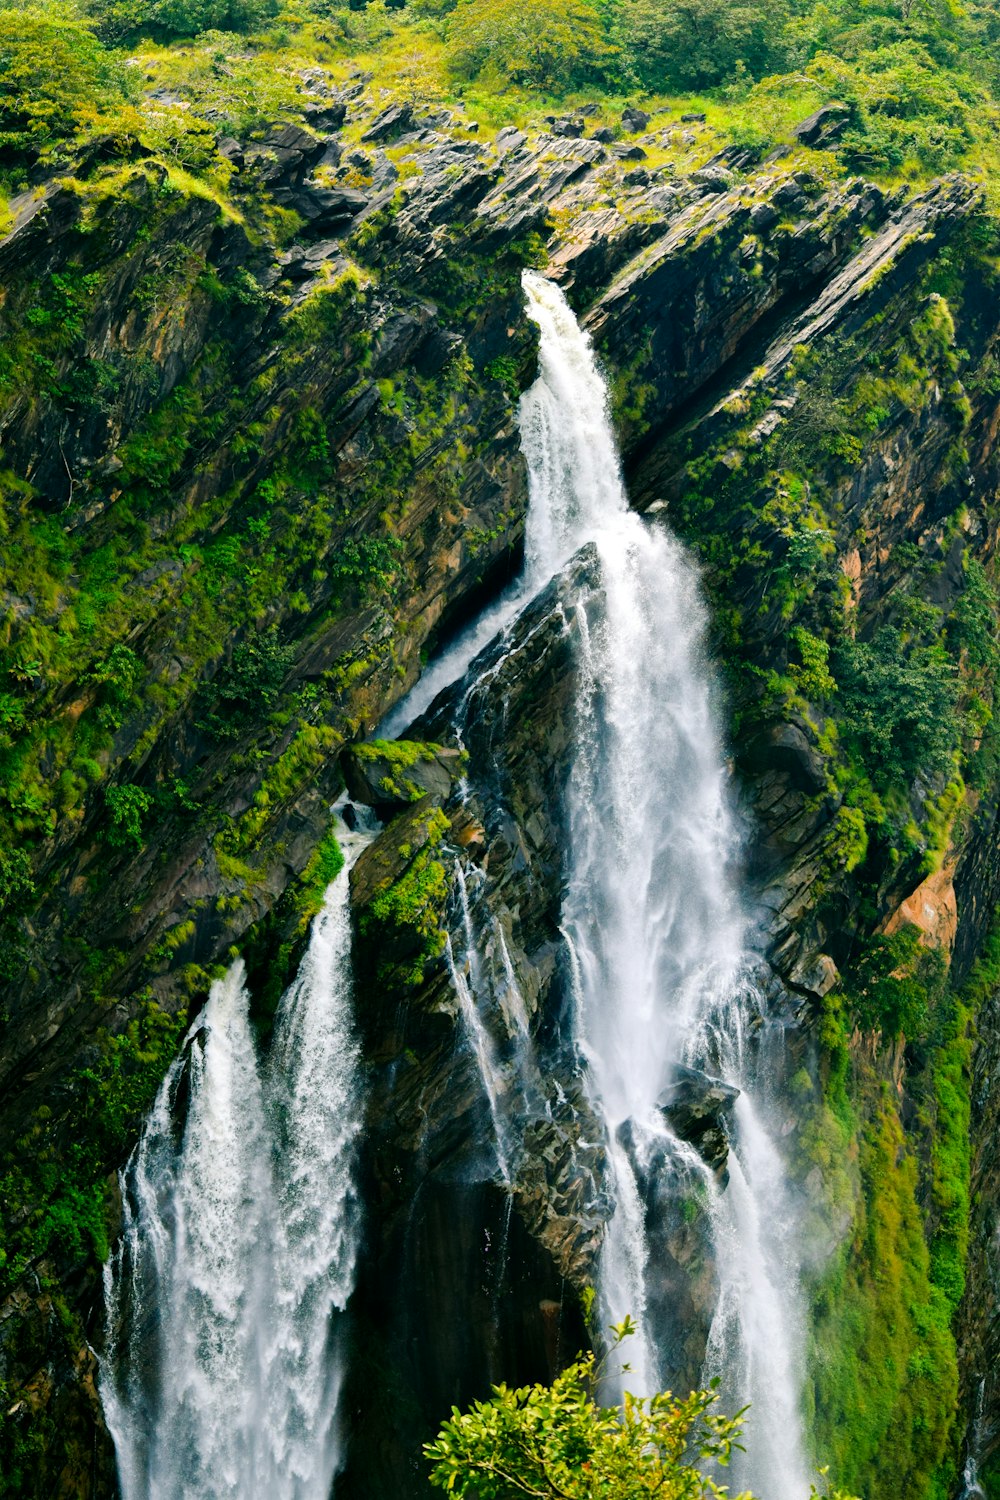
(427, 1321, 861, 1500)
(833, 625, 962, 792)
(611, 0, 789, 91)
(446, 0, 615, 91)
(431, 1320, 793, 1499)
(0, 1, 129, 161)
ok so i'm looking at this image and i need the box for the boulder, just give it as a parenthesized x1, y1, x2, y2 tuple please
(341, 740, 465, 814)
(303, 99, 348, 132)
(216, 136, 244, 169)
(791, 102, 851, 149)
(361, 102, 415, 144)
(749, 200, 779, 231)
(692, 165, 736, 193)
(555, 118, 586, 138)
(286, 182, 369, 230)
(621, 106, 651, 133)
(496, 127, 527, 156)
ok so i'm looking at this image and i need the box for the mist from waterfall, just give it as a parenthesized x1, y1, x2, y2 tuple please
(100, 807, 374, 1500)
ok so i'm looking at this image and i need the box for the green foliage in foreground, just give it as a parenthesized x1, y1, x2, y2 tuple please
(427, 1322, 857, 1499)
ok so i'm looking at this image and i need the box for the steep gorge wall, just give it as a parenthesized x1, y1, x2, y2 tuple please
(3, 82, 1000, 1497)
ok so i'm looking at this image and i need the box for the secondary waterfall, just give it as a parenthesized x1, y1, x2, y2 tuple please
(100, 806, 373, 1500)
(412, 271, 813, 1496)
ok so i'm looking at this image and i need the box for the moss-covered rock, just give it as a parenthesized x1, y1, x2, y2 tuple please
(342, 738, 465, 813)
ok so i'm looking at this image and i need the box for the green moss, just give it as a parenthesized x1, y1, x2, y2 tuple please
(357, 805, 452, 990)
(352, 738, 459, 804)
(296, 826, 345, 926)
(808, 1092, 959, 1498)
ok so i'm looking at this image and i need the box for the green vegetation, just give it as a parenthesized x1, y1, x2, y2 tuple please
(428, 1320, 858, 1499)
(652, 257, 1000, 887)
(1, 0, 1000, 1493)
(799, 922, 1000, 1499)
(0, 997, 185, 1289)
(4, 0, 1000, 199)
(357, 803, 452, 989)
(351, 737, 459, 802)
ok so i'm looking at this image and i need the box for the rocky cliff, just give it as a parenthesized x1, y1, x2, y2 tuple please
(3, 76, 1000, 1499)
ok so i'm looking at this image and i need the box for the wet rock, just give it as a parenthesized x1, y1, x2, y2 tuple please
(615, 1114, 721, 1388)
(413, 325, 465, 377)
(788, 952, 840, 1000)
(746, 723, 828, 796)
(656, 1065, 740, 1175)
(613, 144, 647, 162)
(591, 126, 616, 144)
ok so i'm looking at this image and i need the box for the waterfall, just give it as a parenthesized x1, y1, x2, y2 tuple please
(527, 277, 811, 1497)
(100, 806, 374, 1500)
(959, 1380, 989, 1500)
(404, 272, 814, 1496)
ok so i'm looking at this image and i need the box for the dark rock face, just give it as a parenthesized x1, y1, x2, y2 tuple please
(615, 1117, 720, 1386)
(343, 555, 606, 1493)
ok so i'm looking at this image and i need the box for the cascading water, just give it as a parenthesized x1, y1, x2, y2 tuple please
(959, 1380, 989, 1500)
(527, 275, 812, 1497)
(405, 271, 814, 1496)
(100, 805, 375, 1500)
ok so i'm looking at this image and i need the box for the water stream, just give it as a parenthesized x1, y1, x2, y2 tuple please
(100, 805, 375, 1500)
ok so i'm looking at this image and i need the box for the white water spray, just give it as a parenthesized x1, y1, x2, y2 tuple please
(100, 808, 375, 1500)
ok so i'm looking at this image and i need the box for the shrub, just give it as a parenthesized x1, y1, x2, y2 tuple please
(103, 783, 153, 847)
(447, 0, 614, 90)
(0, 1, 131, 162)
(833, 627, 962, 793)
